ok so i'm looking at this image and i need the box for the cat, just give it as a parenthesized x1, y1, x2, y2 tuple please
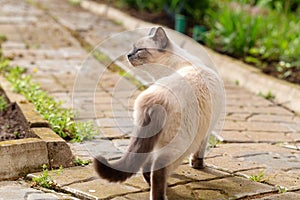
(94, 27, 224, 200)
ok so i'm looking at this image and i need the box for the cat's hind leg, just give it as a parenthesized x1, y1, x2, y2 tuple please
(150, 160, 169, 200)
(151, 168, 168, 200)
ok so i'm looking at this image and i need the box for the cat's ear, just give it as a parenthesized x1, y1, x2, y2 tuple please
(151, 27, 168, 50)
(148, 27, 156, 36)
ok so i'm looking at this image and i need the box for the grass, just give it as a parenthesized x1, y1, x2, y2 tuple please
(4, 64, 97, 141)
(204, 1, 300, 83)
(205, 3, 264, 58)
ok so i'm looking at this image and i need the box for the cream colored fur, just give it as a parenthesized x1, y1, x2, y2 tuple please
(128, 27, 224, 200)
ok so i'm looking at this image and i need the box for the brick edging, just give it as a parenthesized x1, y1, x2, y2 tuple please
(0, 75, 73, 180)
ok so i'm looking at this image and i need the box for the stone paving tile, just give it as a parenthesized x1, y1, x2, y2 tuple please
(248, 114, 295, 123)
(2, 48, 86, 59)
(254, 192, 300, 200)
(94, 102, 126, 112)
(222, 120, 247, 131)
(0, 35, 24, 48)
(15, 24, 80, 48)
(9, 59, 82, 75)
(30, 74, 68, 92)
(1, 0, 43, 14)
(118, 192, 150, 200)
(100, 127, 129, 138)
(241, 121, 292, 132)
(77, 139, 125, 160)
(206, 143, 300, 189)
(174, 164, 230, 182)
(103, 110, 132, 118)
(188, 176, 274, 199)
(123, 173, 275, 200)
(221, 130, 300, 143)
(121, 172, 190, 191)
(225, 113, 251, 121)
(222, 121, 293, 132)
(240, 167, 300, 190)
(96, 117, 134, 128)
(49, 92, 73, 108)
(207, 143, 300, 169)
(122, 187, 197, 200)
(226, 98, 274, 107)
(226, 105, 294, 115)
(33, 165, 97, 186)
(65, 178, 140, 200)
(0, 181, 63, 200)
(112, 139, 130, 152)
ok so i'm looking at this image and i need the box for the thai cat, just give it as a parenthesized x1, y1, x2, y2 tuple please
(94, 27, 224, 200)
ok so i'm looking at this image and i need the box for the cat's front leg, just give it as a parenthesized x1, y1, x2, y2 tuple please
(190, 136, 209, 169)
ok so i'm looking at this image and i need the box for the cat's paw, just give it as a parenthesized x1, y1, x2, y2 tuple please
(190, 157, 205, 169)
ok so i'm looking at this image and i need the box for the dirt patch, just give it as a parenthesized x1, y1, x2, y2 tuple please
(262, 65, 300, 85)
(0, 91, 33, 141)
(93, 0, 174, 29)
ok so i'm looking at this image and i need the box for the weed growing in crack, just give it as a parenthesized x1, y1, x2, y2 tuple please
(0, 95, 7, 111)
(258, 90, 276, 100)
(249, 170, 266, 183)
(74, 157, 92, 166)
(73, 121, 98, 142)
(13, 131, 20, 138)
(31, 164, 62, 189)
(68, 0, 82, 6)
(275, 185, 287, 193)
(234, 80, 239, 86)
(0, 34, 7, 44)
(208, 134, 222, 149)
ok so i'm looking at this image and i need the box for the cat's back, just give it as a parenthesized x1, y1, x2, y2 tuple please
(135, 65, 215, 109)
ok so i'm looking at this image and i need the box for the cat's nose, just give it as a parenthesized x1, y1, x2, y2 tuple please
(127, 53, 134, 59)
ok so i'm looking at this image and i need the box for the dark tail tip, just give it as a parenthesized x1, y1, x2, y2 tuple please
(93, 156, 133, 182)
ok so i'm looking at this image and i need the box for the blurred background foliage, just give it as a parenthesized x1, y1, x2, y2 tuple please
(107, 0, 300, 84)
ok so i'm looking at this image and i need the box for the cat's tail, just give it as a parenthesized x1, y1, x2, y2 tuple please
(93, 104, 166, 182)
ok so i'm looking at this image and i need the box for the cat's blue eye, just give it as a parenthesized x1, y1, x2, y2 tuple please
(136, 48, 149, 58)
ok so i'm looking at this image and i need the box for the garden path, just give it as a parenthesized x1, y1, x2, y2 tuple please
(0, 0, 299, 199)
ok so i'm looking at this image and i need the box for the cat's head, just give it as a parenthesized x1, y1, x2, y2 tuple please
(127, 27, 169, 66)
